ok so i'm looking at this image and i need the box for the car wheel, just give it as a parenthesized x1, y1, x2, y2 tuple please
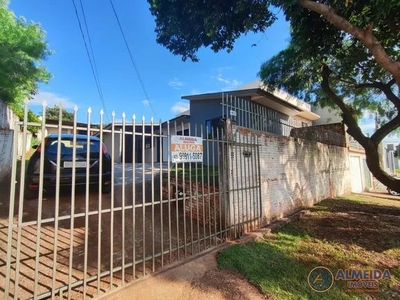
(102, 183, 111, 194)
(388, 188, 400, 196)
(24, 186, 39, 200)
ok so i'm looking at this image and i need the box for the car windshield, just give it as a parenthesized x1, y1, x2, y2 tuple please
(45, 138, 100, 155)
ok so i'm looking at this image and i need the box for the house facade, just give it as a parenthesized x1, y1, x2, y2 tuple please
(103, 123, 161, 164)
(182, 80, 320, 137)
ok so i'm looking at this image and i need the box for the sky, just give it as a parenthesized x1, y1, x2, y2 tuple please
(9, 0, 291, 124)
(8, 0, 398, 145)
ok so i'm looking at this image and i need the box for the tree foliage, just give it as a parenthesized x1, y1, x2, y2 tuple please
(0, 0, 51, 106)
(45, 105, 74, 122)
(148, 0, 276, 62)
(148, 0, 400, 191)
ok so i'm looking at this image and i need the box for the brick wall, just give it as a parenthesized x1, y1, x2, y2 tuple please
(228, 125, 351, 227)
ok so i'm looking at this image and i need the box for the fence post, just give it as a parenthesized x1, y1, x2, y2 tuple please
(219, 118, 233, 239)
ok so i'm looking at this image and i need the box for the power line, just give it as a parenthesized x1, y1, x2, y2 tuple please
(71, 0, 110, 122)
(108, 0, 157, 118)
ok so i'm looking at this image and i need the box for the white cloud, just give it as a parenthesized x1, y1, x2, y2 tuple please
(191, 89, 200, 95)
(171, 101, 189, 114)
(168, 77, 185, 90)
(29, 91, 77, 109)
(217, 75, 242, 91)
(142, 99, 151, 106)
(211, 67, 242, 91)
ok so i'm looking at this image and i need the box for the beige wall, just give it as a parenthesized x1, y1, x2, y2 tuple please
(228, 125, 351, 225)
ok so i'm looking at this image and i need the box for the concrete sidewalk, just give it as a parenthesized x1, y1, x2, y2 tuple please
(99, 232, 268, 300)
(361, 190, 400, 201)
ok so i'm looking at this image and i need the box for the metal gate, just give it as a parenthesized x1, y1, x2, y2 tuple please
(224, 125, 262, 239)
(0, 103, 234, 299)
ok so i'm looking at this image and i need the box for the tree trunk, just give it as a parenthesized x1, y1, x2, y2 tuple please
(363, 141, 400, 192)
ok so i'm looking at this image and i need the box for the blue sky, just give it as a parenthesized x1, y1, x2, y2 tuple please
(9, 0, 290, 124)
(8, 1, 398, 144)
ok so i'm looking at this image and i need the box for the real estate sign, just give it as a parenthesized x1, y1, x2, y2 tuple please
(171, 135, 203, 163)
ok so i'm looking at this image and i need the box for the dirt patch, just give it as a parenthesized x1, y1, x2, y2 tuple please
(292, 198, 400, 253)
(190, 269, 270, 300)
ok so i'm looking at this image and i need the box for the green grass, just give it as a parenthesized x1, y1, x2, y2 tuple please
(217, 196, 400, 299)
(336, 193, 400, 208)
(170, 164, 218, 182)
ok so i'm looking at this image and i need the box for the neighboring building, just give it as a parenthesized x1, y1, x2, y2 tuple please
(314, 106, 373, 192)
(102, 110, 191, 164)
(103, 123, 161, 164)
(312, 106, 342, 125)
(381, 143, 399, 174)
(43, 119, 94, 136)
(182, 80, 320, 137)
(160, 110, 190, 162)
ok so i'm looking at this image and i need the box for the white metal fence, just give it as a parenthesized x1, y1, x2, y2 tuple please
(2, 101, 261, 299)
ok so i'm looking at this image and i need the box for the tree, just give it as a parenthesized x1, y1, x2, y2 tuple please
(148, 0, 400, 192)
(45, 105, 74, 122)
(0, 0, 51, 107)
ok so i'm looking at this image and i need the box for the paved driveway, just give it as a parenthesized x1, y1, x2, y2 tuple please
(113, 163, 170, 185)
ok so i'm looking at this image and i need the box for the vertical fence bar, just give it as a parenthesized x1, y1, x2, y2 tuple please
(121, 113, 126, 284)
(211, 127, 217, 245)
(97, 109, 104, 295)
(188, 123, 194, 255)
(200, 125, 206, 250)
(167, 121, 172, 264)
(51, 105, 63, 298)
(228, 95, 232, 120)
(132, 115, 136, 280)
(249, 132, 255, 231)
(245, 130, 251, 232)
(181, 122, 187, 258)
(239, 136, 245, 233)
(247, 101, 251, 129)
(68, 106, 78, 300)
(4, 115, 20, 298)
(217, 127, 223, 242)
(194, 125, 200, 252)
(110, 111, 116, 288)
(229, 129, 235, 238)
(83, 107, 92, 299)
(174, 121, 180, 261)
(11, 100, 28, 299)
(141, 116, 146, 276)
(234, 124, 240, 238)
(222, 128, 228, 239)
(257, 136, 263, 227)
(222, 94, 225, 119)
(241, 98, 245, 129)
(151, 118, 155, 272)
(159, 119, 164, 268)
(205, 126, 211, 246)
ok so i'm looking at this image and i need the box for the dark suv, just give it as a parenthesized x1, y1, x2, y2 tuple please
(25, 134, 112, 199)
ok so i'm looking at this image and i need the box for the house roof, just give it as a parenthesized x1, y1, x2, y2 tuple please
(161, 114, 190, 127)
(182, 80, 320, 121)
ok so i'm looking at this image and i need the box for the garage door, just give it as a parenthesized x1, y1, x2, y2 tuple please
(350, 156, 363, 193)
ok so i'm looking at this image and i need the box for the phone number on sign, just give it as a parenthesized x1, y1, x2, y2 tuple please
(174, 152, 203, 161)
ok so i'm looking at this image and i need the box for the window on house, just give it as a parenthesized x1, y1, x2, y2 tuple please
(205, 117, 221, 138)
(176, 129, 189, 136)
